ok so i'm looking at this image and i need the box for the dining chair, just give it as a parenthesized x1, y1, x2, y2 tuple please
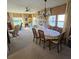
(13, 25, 20, 37)
(53, 27, 62, 33)
(38, 30, 49, 48)
(49, 32, 65, 53)
(7, 30, 11, 51)
(32, 28, 39, 43)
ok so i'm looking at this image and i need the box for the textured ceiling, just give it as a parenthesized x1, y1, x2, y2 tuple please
(7, 0, 66, 13)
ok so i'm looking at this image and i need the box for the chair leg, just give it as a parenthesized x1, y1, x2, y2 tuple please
(49, 40, 51, 50)
(39, 39, 41, 45)
(57, 44, 59, 53)
(36, 38, 38, 44)
(43, 41, 45, 48)
(60, 43, 62, 52)
(8, 43, 10, 51)
(33, 37, 35, 42)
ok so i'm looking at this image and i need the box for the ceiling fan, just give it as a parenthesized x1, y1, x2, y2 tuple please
(25, 7, 30, 12)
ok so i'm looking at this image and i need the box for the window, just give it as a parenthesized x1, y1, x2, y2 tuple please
(48, 15, 56, 26)
(48, 14, 65, 28)
(12, 17, 23, 26)
(57, 14, 65, 28)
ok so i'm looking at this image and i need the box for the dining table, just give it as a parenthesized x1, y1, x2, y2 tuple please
(35, 26, 61, 39)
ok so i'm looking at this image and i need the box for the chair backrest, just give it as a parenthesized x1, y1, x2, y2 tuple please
(58, 32, 66, 43)
(38, 30, 45, 41)
(14, 25, 20, 31)
(53, 27, 62, 33)
(32, 28, 38, 38)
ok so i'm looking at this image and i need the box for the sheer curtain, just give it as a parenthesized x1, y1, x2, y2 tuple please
(63, 0, 71, 43)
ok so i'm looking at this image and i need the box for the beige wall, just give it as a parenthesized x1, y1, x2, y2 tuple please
(7, 12, 36, 28)
(37, 4, 66, 21)
(7, 4, 66, 28)
(51, 4, 66, 15)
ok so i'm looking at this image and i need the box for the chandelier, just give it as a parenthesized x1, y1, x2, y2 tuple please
(38, 0, 50, 18)
(43, 0, 51, 18)
(43, 0, 48, 18)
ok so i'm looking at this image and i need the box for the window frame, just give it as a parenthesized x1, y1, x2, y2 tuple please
(48, 14, 65, 28)
(12, 17, 23, 26)
(48, 15, 56, 27)
(57, 14, 65, 28)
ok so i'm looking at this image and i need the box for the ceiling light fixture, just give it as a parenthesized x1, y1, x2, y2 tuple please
(43, 0, 47, 17)
(25, 7, 30, 12)
(43, 0, 51, 18)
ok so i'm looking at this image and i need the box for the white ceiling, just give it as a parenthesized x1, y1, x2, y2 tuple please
(7, 0, 66, 13)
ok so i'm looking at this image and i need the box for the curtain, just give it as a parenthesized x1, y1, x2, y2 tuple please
(63, 0, 71, 43)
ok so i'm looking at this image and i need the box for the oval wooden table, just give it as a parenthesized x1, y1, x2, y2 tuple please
(36, 26, 60, 39)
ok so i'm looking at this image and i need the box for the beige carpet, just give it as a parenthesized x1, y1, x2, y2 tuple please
(8, 27, 71, 59)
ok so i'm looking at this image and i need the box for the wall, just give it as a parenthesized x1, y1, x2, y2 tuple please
(51, 4, 66, 25)
(33, 4, 66, 29)
(32, 15, 46, 28)
(7, 12, 36, 28)
(37, 4, 66, 21)
(51, 4, 66, 15)
(7, 4, 66, 28)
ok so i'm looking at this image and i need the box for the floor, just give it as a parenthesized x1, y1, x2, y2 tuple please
(8, 27, 71, 59)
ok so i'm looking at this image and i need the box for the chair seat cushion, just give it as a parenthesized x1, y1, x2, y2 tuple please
(52, 41, 58, 44)
(45, 36, 53, 39)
